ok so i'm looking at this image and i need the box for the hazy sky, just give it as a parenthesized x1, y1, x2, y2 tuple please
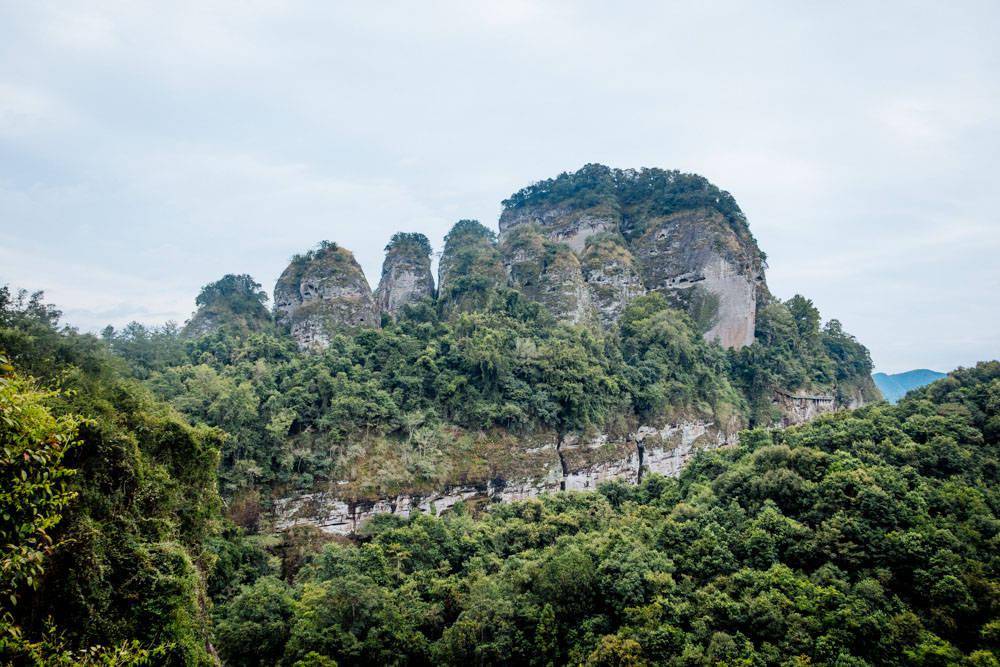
(2, 1, 997, 373)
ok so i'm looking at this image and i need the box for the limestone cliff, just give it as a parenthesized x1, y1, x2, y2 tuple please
(274, 417, 736, 535)
(437, 220, 506, 315)
(375, 232, 435, 318)
(274, 242, 377, 349)
(580, 234, 646, 327)
(500, 164, 767, 348)
(182, 273, 272, 337)
(500, 225, 595, 324)
(630, 207, 764, 348)
(770, 379, 878, 426)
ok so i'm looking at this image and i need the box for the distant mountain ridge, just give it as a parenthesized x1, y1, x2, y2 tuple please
(873, 368, 947, 403)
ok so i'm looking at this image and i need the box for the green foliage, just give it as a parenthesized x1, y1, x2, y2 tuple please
(438, 220, 506, 314)
(730, 295, 877, 424)
(194, 274, 269, 313)
(81, 277, 875, 500)
(101, 321, 186, 379)
(385, 232, 432, 256)
(0, 355, 81, 643)
(209, 362, 999, 665)
(0, 280, 890, 663)
(502, 163, 757, 248)
(0, 290, 222, 665)
(619, 293, 743, 422)
(214, 576, 295, 667)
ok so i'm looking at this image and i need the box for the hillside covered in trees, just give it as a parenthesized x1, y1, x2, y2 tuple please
(97, 166, 879, 506)
(3, 166, 988, 665)
(1, 286, 997, 665)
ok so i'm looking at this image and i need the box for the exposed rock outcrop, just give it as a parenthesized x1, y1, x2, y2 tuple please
(437, 220, 506, 315)
(499, 164, 767, 348)
(182, 273, 272, 337)
(500, 202, 620, 254)
(500, 225, 595, 324)
(580, 234, 646, 327)
(274, 418, 735, 535)
(772, 389, 837, 426)
(274, 242, 377, 350)
(375, 232, 435, 318)
(630, 208, 764, 348)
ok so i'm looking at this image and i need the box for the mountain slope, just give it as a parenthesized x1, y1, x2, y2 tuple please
(874, 368, 947, 403)
(216, 361, 1000, 666)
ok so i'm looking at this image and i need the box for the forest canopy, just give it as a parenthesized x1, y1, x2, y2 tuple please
(2, 282, 991, 666)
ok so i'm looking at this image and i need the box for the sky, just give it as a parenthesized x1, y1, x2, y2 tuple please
(1, 1, 997, 374)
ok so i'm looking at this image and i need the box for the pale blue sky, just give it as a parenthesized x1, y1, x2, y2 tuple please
(1, 1, 997, 373)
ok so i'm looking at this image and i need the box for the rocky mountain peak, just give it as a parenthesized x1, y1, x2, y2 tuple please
(499, 164, 768, 347)
(375, 232, 435, 318)
(182, 273, 271, 337)
(274, 241, 377, 349)
(437, 220, 506, 315)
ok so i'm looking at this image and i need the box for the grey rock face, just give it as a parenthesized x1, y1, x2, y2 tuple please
(771, 389, 837, 426)
(500, 225, 595, 324)
(375, 233, 435, 317)
(630, 208, 764, 349)
(500, 166, 767, 348)
(273, 418, 734, 535)
(580, 235, 647, 327)
(499, 204, 620, 254)
(274, 242, 377, 350)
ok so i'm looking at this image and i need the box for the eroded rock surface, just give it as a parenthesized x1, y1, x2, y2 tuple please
(772, 389, 837, 426)
(500, 203, 620, 254)
(580, 235, 646, 327)
(375, 232, 435, 318)
(500, 225, 595, 324)
(274, 242, 377, 350)
(630, 208, 764, 349)
(273, 418, 735, 535)
(499, 165, 767, 348)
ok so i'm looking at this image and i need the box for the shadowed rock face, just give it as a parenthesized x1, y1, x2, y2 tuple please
(437, 220, 506, 315)
(375, 233, 435, 318)
(274, 242, 377, 349)
(499, 164, 768, 348)
(500, 225, 595, 325)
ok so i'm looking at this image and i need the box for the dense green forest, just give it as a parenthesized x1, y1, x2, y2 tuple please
(93, 271, 876, 501)
(1, 277, 994, 665)
(211, 362, 999, 666)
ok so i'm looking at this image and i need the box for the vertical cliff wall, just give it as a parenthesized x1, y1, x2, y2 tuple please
(499, 165, 768, 348)
(500, 225, 596, 325)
